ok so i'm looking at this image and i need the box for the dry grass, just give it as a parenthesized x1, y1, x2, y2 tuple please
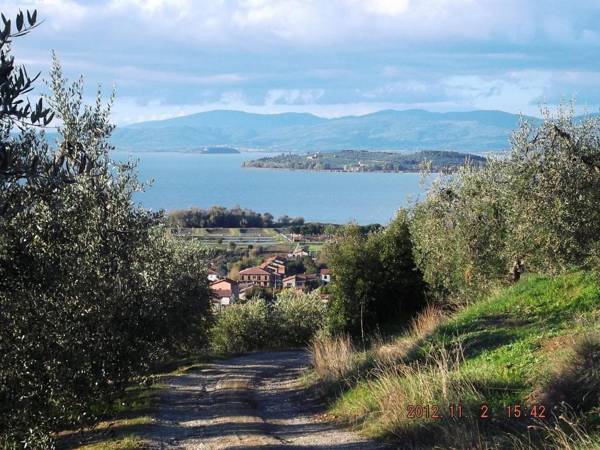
(310, 333, 358, 381)
(310, 306, 447, 384)
(535, 332, 600, 415)
(375, 305, 446, 366)
(510, 410, 597, 450)
(334, 345, 489, 448)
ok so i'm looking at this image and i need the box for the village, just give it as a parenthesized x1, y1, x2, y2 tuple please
(208, 244, 331, 309)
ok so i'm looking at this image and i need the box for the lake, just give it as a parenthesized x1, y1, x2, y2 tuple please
(114, 152, 430, 225)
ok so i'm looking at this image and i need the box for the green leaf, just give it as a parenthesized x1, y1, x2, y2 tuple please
(16, 11, 23, 32)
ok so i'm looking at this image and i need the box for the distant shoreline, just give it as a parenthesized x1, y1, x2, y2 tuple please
(242, 165, 430, 174)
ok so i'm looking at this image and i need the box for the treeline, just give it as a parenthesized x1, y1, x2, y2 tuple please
(168, 207, 384, 233)
(289, 222, 382, 235)
(324, 104, 600, 339)
(0, 15, 211, 448)
(168, 206, 305, 228)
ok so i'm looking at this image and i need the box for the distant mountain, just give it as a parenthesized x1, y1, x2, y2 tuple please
(110, 109, 539, 153)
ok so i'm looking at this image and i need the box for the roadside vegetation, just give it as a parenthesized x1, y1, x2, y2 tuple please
(0, 12, 211, 448)
(314, 272, 599, 448)
(310, 105, 600, 448)
(211, 290, 326, 353)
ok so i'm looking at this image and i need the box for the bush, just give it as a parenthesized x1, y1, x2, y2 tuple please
(210, 299, 270, 353)
(210, 291, 326, 353)
(325, 211, 427, 339)
(272, 290, 326, 347)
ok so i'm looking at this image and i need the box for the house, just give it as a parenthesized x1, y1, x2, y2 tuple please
(282, 273, 318, 289)
(287, 245, 310, 260)
(239, 266, 280, 288)
(259, 256, 287, 276)
(210, 278, 239, 308)
(207, 268, 220, 282)
(320, 268, 331, 283)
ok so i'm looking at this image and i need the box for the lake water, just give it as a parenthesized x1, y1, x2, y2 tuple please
(114, 152, 429, 225)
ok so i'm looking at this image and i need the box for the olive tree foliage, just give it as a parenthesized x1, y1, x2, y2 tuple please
(0, 12, 211, 448)
(325, 212, 427, 340)
(410, 161, 510, 303)
(272, 289, 326, 347)
(210, 290, 326, 353)
(411, 105, 600, 302)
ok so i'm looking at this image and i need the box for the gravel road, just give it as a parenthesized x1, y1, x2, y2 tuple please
(143, 350, 391, 449)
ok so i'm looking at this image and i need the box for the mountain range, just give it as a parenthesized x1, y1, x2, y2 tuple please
(110, 109, 540, 153)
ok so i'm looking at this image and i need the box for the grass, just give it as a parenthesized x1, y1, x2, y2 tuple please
(312, 271, 600, 449)
(76, 435, 144, 450)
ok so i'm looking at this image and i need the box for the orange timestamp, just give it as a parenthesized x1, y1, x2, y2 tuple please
(406, 403, 548, 419)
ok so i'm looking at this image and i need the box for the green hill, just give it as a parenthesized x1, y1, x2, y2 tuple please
(312, 271, 600, 449)
(110, 109, 537, 152)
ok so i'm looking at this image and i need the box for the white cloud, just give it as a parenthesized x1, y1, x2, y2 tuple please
(265, 89, 324, 105)
(361, 0, 410, 16)
(11, 0, 597, 48)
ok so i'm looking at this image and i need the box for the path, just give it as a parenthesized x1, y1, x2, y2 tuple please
(143, 350, 391, 449)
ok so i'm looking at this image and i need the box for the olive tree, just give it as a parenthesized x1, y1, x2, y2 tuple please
(411, 105, 600, 303)
(0, 13, 211, 448)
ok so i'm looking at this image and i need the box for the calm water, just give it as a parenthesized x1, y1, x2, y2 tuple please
(114, 152, 429, 225)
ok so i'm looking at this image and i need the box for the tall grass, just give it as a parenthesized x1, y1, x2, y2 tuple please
(309, 276, 600, 449)
(310, 333, 357, 381)
(310, 306, 446, 384)
(333, 346, 489, 448)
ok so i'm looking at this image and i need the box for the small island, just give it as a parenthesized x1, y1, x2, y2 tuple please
(242, 150, 486, 172)
(199, 146, 241, 154)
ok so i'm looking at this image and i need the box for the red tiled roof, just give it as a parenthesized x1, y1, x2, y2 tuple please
(211, 289, 232, 298)
(239, 266, 271, 276)
(283, 273, 317, 282)
(320, 268, 330, 275)
(210, 278, 237, 287)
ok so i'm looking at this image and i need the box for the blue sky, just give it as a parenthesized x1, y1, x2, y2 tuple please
(4, 0, 600, 124)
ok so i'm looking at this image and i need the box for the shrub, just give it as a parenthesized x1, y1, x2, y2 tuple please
(325, 210, 427, 339)
(272, 290, 326, 347)
(210, 299, 270, 353)
(210, 290, 326, 353)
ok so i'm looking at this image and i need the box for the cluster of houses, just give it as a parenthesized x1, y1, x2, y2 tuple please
(208, 246, 331, 309)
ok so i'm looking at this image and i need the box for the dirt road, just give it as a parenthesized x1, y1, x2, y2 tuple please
(144, 350, 390, 449)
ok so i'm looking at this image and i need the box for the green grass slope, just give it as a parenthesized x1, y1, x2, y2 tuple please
(324, 272, 600, 449)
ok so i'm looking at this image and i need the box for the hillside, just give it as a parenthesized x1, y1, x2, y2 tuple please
(110, 109, 537, 153)
(243, 150, 486, 172)
(313, 272, 600, 448)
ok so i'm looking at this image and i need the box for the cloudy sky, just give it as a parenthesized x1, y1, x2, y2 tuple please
(4, 0, 600, 124)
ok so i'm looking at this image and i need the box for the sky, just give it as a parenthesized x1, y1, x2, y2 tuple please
(3, 0, 600, 124)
